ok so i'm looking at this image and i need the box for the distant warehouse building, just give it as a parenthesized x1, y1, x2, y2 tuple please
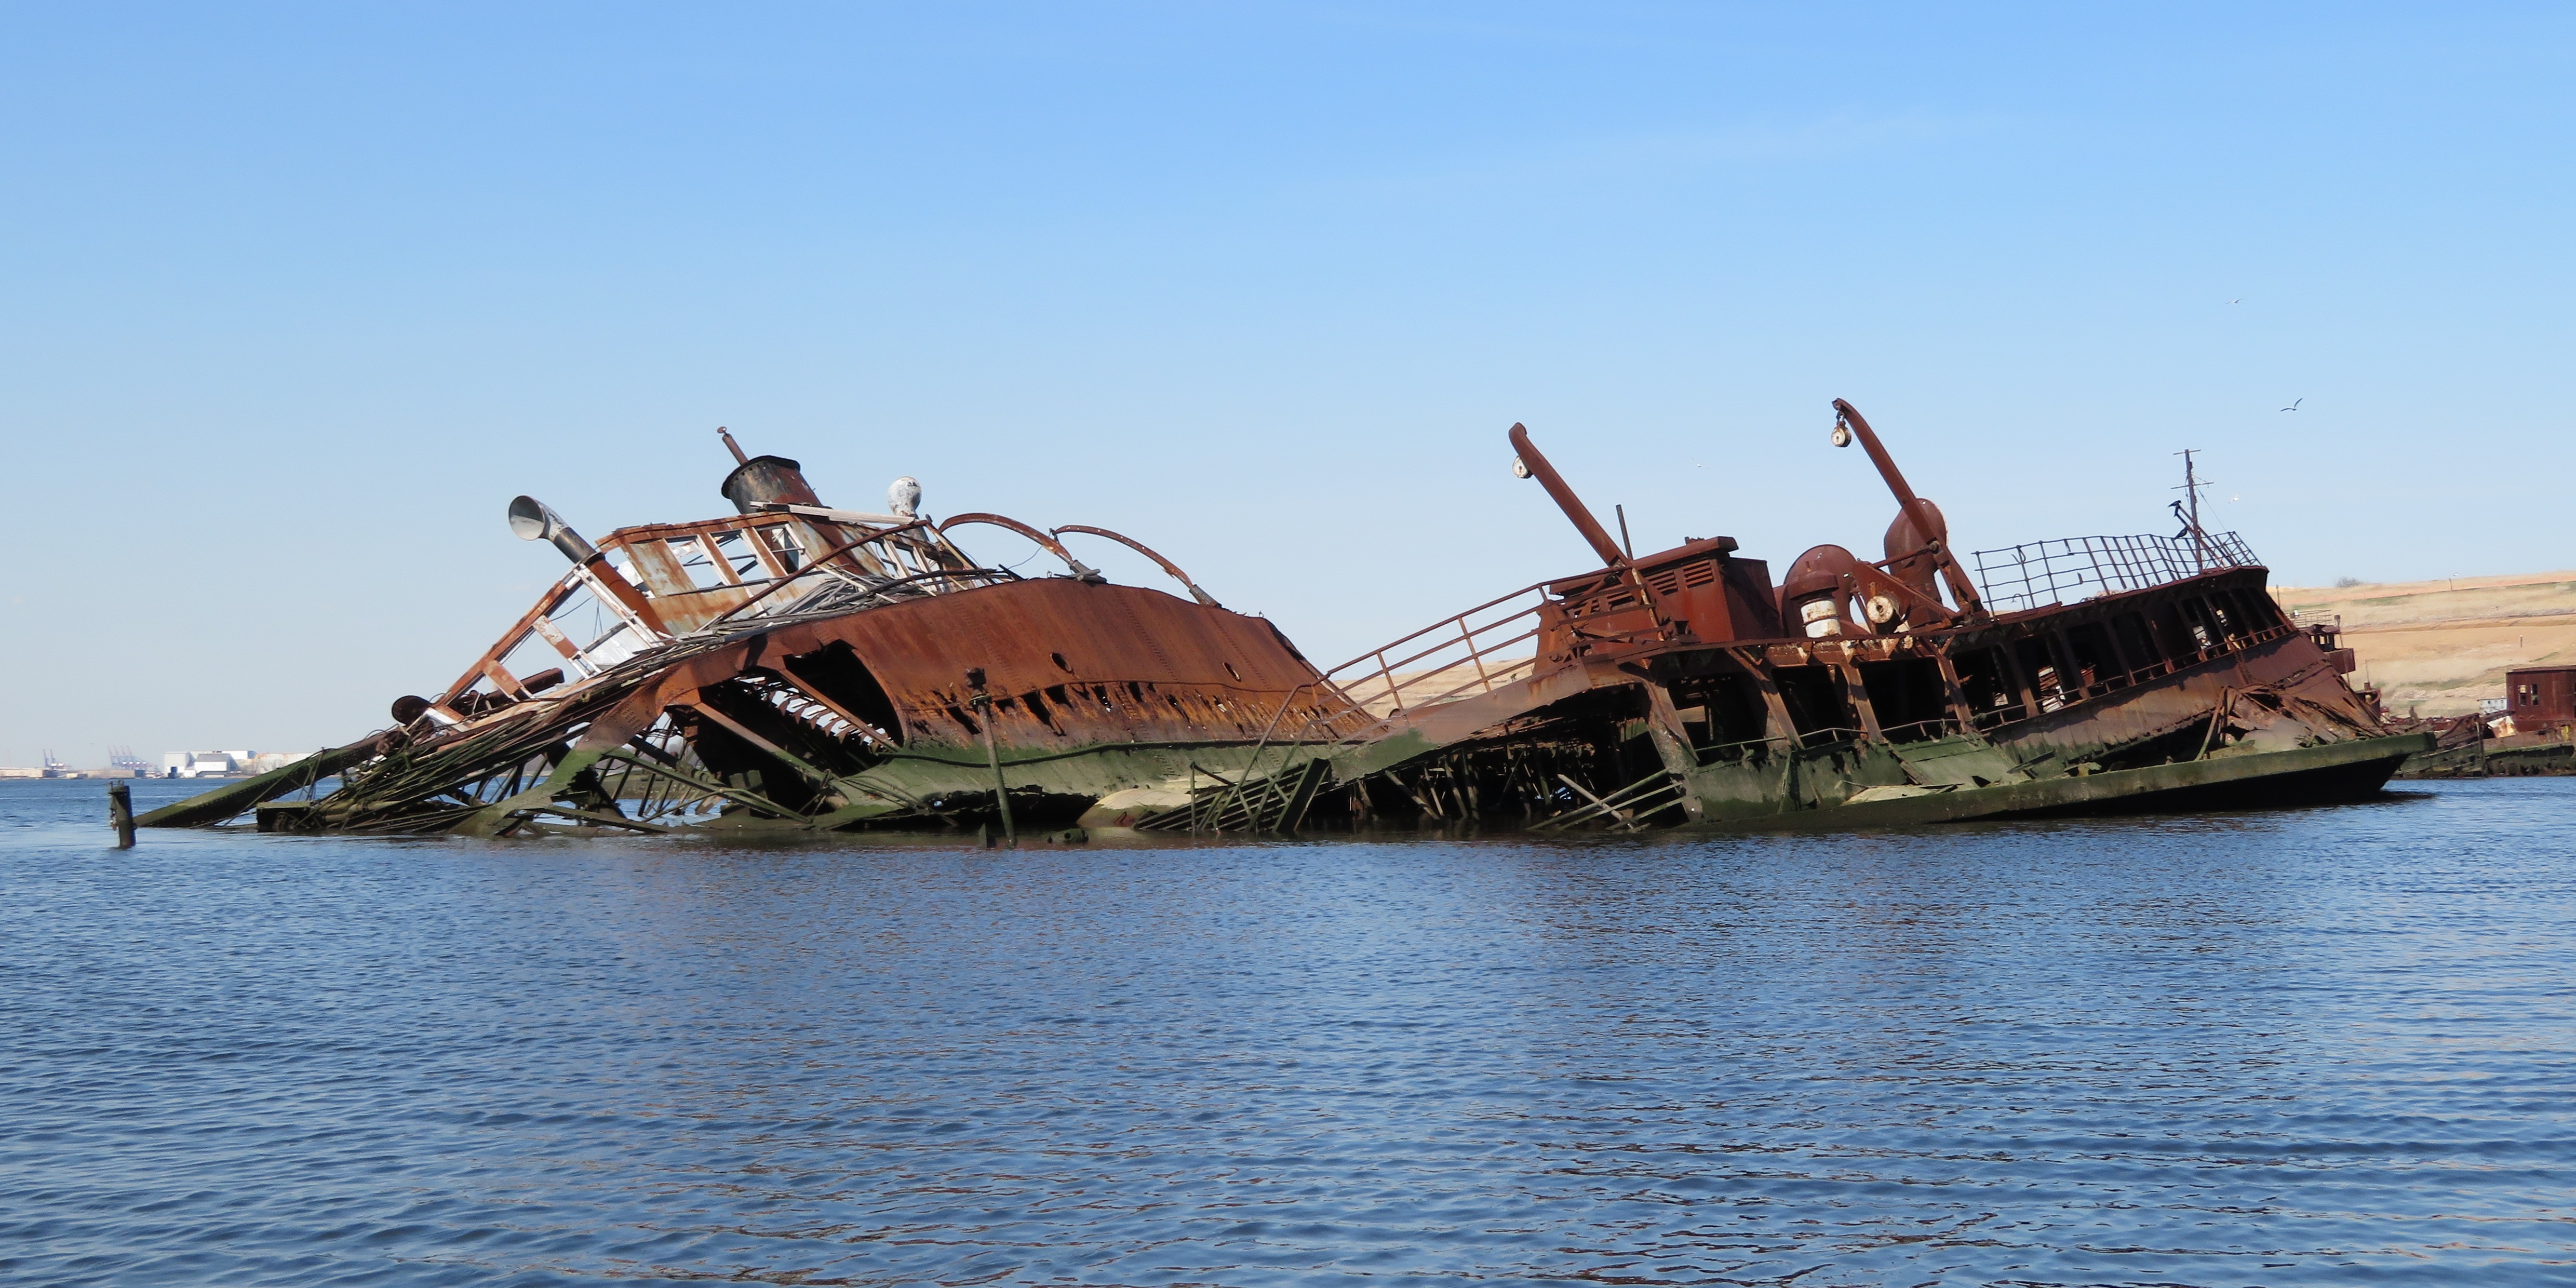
(164, 752, 239, 778)
(2503, 666, 2576, 735)
(163, 750, 295, 777)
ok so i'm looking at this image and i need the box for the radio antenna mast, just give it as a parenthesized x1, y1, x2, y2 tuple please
(2173, 449, 2213, 571)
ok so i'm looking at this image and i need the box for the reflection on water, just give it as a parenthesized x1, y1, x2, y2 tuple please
(4, 778, 2571, 1285)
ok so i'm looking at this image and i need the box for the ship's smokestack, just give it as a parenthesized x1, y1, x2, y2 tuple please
(720, 454, 826, 515)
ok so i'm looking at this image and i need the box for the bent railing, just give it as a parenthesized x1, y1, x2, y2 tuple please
(1971, 531, 2260, 615)
(1322, 583, 1551, 718)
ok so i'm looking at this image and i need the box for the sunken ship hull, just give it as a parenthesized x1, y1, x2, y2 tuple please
(2390, 666, 2576, 779)
(1301, 561, 2422, 836)
(144, 406, 2422, 838)
(142, 441, 1367, 837)
(1220, 403, 2424, 834)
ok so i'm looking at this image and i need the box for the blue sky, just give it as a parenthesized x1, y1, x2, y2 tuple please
(3, 3, 2570, 764)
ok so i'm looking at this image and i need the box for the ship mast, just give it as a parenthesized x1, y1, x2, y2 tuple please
(2173, 448, 2212, 572)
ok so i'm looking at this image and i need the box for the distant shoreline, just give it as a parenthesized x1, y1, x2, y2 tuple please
(2274, 570, 2576, 716)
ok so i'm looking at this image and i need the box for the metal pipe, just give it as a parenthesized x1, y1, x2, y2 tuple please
(507, 496, 666, 635)
(939, 513, 1105, 582)
(1829, 400, 1987, 618)
(508, 495, 599, 564)
(1053, 524, 1219, 606)
(1507, 424, 1627, 568)
(965, 668, 1015, 841)
(694, 521, 958, 630)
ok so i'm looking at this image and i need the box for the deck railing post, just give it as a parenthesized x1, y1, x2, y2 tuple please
(1460, 617, 1491, 691)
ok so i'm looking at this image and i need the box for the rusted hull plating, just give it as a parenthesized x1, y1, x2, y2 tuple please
(144, 443, 1371, 837)
(1287, 567, 2419, 834)
(145, 405, 2417, 837)
(1177, 404, 2418, 834)
(237, 582, 1365, 836)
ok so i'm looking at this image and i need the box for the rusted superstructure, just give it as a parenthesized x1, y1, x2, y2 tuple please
(143, 432, 1368, 836)
(146, 405, 2426, 838)
(1208, 402, 2420, 833)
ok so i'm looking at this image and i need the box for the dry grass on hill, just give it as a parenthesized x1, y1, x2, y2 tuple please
(2273, 571, 2576, 717)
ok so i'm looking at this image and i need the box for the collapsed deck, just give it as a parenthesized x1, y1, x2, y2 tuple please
(145, 407, 2422, 838)
(1119, 404, 2421, 833)
(144, 434, 1369, 837)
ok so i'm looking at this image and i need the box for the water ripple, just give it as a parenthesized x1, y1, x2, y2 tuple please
(3, 778, 2573, 1285)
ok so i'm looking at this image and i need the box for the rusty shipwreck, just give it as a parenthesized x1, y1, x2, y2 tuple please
(143, 406, 2428, 838)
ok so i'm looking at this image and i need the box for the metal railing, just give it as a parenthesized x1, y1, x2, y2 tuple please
(1971, 531, 2261, 615)
(1964, 621, 2298, 731)
(1323, 583, 1551, 718)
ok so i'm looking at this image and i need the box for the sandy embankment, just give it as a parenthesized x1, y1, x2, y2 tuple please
(2274, 571, 2576, 717)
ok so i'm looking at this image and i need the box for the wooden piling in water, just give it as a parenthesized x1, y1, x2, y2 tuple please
(107, 781, 135, 849)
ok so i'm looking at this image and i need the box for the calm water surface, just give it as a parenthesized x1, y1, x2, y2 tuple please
(4, 777, 2572, 1286)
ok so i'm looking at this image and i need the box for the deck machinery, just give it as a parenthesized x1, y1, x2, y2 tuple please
(1252, 403, 2425, 833)
(143, 407, 2425, 837)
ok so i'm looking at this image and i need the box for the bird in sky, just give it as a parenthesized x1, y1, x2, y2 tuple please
(2280, 398, 2302, 411)
(2231, 298, 2241, 304)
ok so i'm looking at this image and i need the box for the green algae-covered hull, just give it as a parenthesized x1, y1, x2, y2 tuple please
(1679, 733, 2429, 833)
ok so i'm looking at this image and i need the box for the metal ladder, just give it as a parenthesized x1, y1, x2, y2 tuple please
(1531, 769, 1688, 833)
